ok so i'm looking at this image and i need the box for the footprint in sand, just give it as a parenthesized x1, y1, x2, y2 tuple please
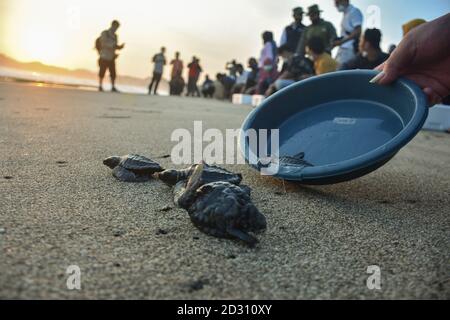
(132, 109, 161, 114)
(98, 114, 131, 119)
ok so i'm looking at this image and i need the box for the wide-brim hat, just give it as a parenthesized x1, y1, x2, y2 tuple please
(293, 7, 304, 15)
(307, 4, 323, 16)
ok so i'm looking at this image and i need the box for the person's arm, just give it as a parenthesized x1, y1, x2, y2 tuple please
(335, 9, 363, 47)
(114, 35, 124, 50)
(296, 30, 307, 56)
(334, 26, 361, 47)
(373, 13, 450, 106)
(280, 28, 287, 46)
(328, 23, 338, 50)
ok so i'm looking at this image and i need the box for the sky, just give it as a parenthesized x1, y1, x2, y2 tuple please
(0, 0, 449, 80)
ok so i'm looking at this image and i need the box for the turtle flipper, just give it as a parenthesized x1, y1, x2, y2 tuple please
(226, 227, 258, 247)
(176, 163, 205, 208)
(112, 166, 150, 182)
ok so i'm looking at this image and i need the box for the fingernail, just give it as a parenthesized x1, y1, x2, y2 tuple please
(369, 71, 385, 84)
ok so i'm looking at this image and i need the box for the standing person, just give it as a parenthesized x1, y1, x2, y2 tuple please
(297, 5, 337, 56)
(169, 51, 184, 95)
(170, 51, 184, 80)
(225, 60, 238, 78)
(280, 7, 306, 53)
(97, 20, 125, 92)
(148, 47, 166, 95)
(186, 57, 202, 97)
(333, 0, 363, 67)
(340, 28, 389, 70)
(257, 31, 278, 94)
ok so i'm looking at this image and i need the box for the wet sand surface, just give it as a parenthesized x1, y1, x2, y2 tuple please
(0, 82, 449, 299)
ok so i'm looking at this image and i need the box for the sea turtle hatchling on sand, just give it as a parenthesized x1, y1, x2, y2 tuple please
(172, 163, 266, 246)
(157, 162, 242, 186)
(103, 154, 164, 182)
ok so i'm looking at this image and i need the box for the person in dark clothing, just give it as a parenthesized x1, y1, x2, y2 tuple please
(280, 7, 306, 53)
(242, 57, 260, 94)
(201, 75, 215, 98)
(340, 28, 389, 70)
(186, 57, 202, 97)
(216, 73, 236, 99)
(97, 20, 125, 92)
(265, 45, 314, 96)
(225, 60, 238, 78)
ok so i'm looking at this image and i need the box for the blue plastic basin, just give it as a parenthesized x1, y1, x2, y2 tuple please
(240, 70, 428, 184)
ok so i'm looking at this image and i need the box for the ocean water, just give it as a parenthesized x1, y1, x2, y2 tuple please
(0, 66, 168, 95)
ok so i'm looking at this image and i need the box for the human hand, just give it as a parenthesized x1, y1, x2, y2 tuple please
(332, 39, 343, 47)
(372, 14, 450, 106)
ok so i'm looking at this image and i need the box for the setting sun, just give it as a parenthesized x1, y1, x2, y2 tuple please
(19, 27, 63, 64)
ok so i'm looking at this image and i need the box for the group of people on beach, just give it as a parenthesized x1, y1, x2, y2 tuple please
(95, 2, 449, 105)
(212, 1, 420, 99)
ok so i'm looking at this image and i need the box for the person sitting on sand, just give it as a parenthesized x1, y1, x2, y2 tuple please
(213, 73, 226, 100)
(307, 37, 338, 75)
(257, 31, 278, 94)
(148, 47, 167, 95)
(264, 44, 314, 97)
(243, 58, 260, 94)
(201, 75, 215, 98)
(97, 20, 125, 92)
(339, 28, 389, 71)
(231, 64, 249, 95)
(402, 18, 426, 37)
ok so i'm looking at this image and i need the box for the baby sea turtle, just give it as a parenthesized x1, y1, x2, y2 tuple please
(157, 162, 242, 186)
(103, 154, 164, 182)
(173, 163, 266, 246)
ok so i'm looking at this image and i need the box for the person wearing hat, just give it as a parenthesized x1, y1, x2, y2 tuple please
(402, 18, 426, 36)
(333, 0, 363, 67)
(280, 7, 306, 53)
(296, 4, 337, 56)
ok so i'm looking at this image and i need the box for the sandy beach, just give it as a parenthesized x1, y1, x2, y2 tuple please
(0, 81, 449, 299)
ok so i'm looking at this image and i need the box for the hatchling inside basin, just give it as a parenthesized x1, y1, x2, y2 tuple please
(240, 70, 428, 184)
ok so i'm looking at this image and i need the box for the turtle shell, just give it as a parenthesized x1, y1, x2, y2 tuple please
(186, 181, 267, 246)
(159, 162, 242, 186)
(119, 154, 164, 173)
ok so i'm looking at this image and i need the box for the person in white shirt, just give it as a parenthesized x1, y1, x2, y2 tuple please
(148, 47, 167, 95)
(97, 20, 125, 92)
(333, 0, 363, 67)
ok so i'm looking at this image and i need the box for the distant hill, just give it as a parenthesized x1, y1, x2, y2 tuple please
(0, 53, 167, 89)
